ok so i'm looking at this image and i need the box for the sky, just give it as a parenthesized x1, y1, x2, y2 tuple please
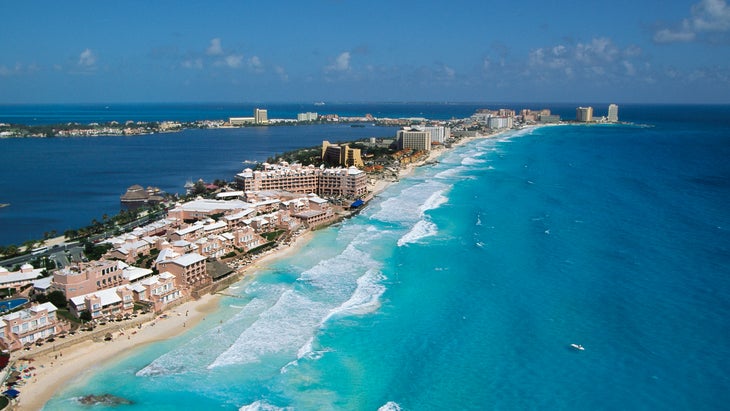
(2, 0, 730, 104)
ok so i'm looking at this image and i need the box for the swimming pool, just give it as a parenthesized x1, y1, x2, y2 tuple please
(0, 298, 29, 313)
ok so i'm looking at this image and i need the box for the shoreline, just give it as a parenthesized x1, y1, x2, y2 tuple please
(12, 127, 517, 410)
(14, 228, 318, 410)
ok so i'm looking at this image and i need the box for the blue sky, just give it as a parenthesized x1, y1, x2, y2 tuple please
(2, 0, 730, 104)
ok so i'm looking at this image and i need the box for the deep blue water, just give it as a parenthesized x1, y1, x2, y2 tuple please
(1, 102, 583, 125)
(0, 124, 397, 246)
(37, 104, 730, 410)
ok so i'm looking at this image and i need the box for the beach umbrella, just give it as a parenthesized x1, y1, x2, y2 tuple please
(104, 333, 113, 341)
(3, 388, 20, 398)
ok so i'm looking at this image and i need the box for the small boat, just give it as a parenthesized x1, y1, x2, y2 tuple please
(570, 343, 585, 351)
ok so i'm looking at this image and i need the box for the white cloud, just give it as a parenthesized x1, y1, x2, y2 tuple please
(623, 60, 637, 76)
(182, 59, 203, 69)
(526, 37, 648, 82)
(326, 52, 351, 72)
(78, 48, 96, 67)
(654, 0, 730, 43)
(443, 65, 456, 79)
(275, 66, 289, 81)
(248, 56, 264, 72)
(691, 0, 730, 31)
(575, 37, 618, 64)
(206, 38, 223, 55)
(222, 54, 243, 68)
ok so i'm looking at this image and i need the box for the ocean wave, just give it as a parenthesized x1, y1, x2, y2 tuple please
(210, 228, 386, 369)
(137, 289, 285, 376)
(209, 290, 329, 368)
(378, 401, 402, 411)
(371, 180, 449, 223)
(397, 219, 438, 246)
(239, 400, 292, 411)
(461, 156, 487, 166)
(324, 268, 386, 320)
(288, 268, 386, 369)
(434, 166, 466, 179)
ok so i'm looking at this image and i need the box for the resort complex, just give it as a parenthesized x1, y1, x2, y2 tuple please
(0, 103, 622, 407)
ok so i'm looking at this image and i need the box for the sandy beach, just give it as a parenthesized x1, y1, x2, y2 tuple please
(11, 130, 504, 410)
(12, 293, 219, 410)
(12, 225, 319, 410)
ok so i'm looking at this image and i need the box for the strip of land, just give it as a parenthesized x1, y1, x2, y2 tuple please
(12, 130, 507, 410)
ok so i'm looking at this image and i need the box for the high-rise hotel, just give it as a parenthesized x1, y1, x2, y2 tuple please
(576, 106, 594, 122)
(607, 104, 619, 122)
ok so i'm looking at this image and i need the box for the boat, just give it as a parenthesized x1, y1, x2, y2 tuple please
(570, 343, 585, 351)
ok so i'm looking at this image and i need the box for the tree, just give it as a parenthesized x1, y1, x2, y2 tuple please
(79, 310, 92, 322)
(192, 180, 207, 196)
(47, 290, 68, 309)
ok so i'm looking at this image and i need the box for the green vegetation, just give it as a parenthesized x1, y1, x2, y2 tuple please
(267, 145, 323, 166)
(78, 310, 92, 322)
(46, 290, 68, 309)
(57, 308, 82, 324)
(262, 230, 284, 242)
(81, 241, 112, 261)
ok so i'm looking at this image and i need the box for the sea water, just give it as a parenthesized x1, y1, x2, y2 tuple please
(44, 108, 730, 410)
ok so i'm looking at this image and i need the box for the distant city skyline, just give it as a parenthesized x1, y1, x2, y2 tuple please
(2, 0, 730, 104)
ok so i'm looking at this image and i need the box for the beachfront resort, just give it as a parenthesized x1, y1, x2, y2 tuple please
(0, 104, 619, 407)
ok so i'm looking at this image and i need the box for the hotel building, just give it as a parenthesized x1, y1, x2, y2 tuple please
(297, 112, 318, 121)
(235, 162, 368, 199)
(607, 104, 619, 122)
(487, 116, 514, 130)
(255, 108, 269, 125)
(69, 285, 135, 320)
(52, 260, 127, 299)
(322, 141, 364, 167)
(156, 252, 210, 289)
(396, 129, 432, 151)
(0, 302, 69, 351)
(576, 106, 594, 122)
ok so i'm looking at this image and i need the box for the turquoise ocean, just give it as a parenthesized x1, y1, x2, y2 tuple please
(33, 106, 730, 410)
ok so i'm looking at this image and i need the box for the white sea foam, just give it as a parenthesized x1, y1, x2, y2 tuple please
(461, 156, 487, 166)
(239, 401, 292, 411)
(290, 268, 386, 366)
(371, 181, 449, 224)
(324, 268, 386, 320)
(378, 401, 402, 411)
(137, 287, 286, 376)
(434, 166, 466, 180)
(210, 228, 386, 369)
(397, 219, 438, 246)
(209, 290, 329, 368)
(419, 189, 448, 213)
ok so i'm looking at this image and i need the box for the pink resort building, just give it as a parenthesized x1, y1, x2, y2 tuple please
(0, 302, 69, 351)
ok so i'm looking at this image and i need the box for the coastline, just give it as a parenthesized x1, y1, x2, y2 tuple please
(14, 128, 513, 410)
(15, 227, 318, 410)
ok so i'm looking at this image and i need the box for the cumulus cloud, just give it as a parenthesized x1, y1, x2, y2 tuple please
(78, 48, 96, 67)
(654, 0, 730, 43)
(222, 54, 243, 68)
(275, 66, 289, 81)
(182, 58, 203, 69)
(326, 52, 351, 72)
(248, 56, 264, 72)
(527, 37, 646, 81)
(206, 38, 224, 55)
